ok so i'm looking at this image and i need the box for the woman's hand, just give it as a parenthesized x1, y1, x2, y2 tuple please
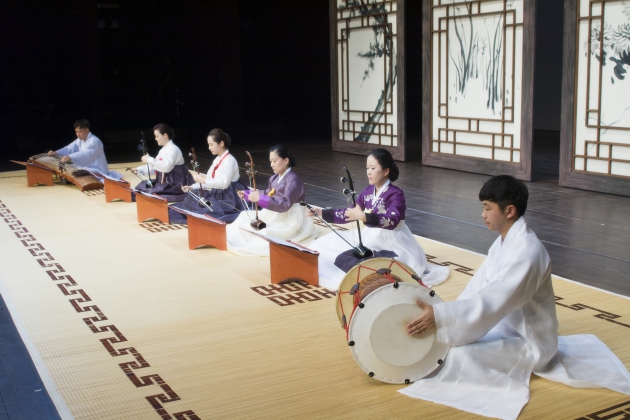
(129, 168, 138, 175)
(60, 156, 71, 163)
(193, 173, 206, 184)
(47, 150, 57, 156)
(237, 190, 244, 198)
(406, 301, 435, 336)
(182, 185, 193, 192)
(307, 206, 322, 218)
(141, 154, 149, 163)
(344, 206, 366, 222)
(247, 190, 260, 203)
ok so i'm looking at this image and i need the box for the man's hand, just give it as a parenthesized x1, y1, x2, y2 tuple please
(47, 150, 57, 156)
(406, 300, 436, 336)
(60, 156, 71, 163)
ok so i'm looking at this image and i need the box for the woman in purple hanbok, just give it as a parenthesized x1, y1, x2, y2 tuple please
(226, 144, 318, 256)
(168, 128, 246, 224)
(131, 123, 194, 202)
(309, 149, 450, 291)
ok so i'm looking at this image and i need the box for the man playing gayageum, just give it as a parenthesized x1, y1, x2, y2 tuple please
(48, 119, 122, 180)
(400, 175, 630, 420)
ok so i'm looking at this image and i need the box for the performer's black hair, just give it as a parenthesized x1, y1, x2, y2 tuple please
(269, 144, 296, 167)
(479, 175, 529, 217)
(153, 123, 174, 139)
(208, 128, 231, 147)
(368, 148, 399, 182)
(73, 119, 91, 129)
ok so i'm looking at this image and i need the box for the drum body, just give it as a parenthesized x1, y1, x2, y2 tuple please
(336, 258, 450, 384)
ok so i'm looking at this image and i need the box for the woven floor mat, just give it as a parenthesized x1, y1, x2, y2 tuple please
(0, 169, 629, 419)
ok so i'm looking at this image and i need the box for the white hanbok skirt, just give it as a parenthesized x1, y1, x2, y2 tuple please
(226, 203, 318, 256)
(310, 220, 450, 291)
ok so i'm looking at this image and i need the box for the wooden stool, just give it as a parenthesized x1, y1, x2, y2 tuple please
(246, 230, 319, 286)
(104, 178, 132, 203)
(136, 192, 169, 223)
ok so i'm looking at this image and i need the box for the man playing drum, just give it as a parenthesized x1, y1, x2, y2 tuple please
(401, 175, 630, 419)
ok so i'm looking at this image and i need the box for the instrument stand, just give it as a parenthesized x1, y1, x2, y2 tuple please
(104, 178, 132, 203)
(170, 207, 227, 250)
(26, 164, 54, 187)
(188, 215, 227, 250)
(244, 230, 320, 286)
(136, 192, 170, 223)
(9, 161, 54, 187)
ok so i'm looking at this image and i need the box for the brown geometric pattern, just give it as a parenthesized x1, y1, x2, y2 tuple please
(0, 199, 200, 419)
(251, 280, 337, 307)
(426, 254, 474, 276)
(82, 188, 105, 196)
(575, 400, 630, 420)
(140, 221, 188, 233)
(555, 296, 630, 329)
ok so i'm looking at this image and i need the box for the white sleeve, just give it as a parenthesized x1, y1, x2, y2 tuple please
(56, 140, 80, 156)
(146, 146, 178, 173)
(136, 163, 156, 177)
(199, 156, 238, 190)
(434, 247, 546, 347)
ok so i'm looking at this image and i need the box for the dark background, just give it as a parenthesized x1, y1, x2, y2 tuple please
(0, 0, 563, 167)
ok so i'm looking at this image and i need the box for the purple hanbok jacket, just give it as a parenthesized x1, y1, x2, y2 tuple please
(322, 182, 406, 230)
(243, 170, 306, 213)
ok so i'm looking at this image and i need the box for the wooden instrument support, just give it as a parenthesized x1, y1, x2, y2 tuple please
(245, 230, 319, 286)
(136, 192, 169, 223)
(187, 214, 227, 250)
(269, 241, 319, 286)
(10, 160, 54, 187)
(104, 177, 132, 203)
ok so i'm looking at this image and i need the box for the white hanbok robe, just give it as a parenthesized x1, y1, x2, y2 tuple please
(135, 139, 185, 177)
(400, 217, 630, 420)
(56, 132, 122, 179)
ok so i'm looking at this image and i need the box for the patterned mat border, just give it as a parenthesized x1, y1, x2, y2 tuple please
(0, 199, 200, 420)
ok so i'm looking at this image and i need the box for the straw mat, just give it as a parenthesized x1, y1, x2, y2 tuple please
(0, 168, 629, 420)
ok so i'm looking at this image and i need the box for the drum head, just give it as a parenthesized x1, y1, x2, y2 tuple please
(335, 258, 419, 329)
(347, 282, 450, 384)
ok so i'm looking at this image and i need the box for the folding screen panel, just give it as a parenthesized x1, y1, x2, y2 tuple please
(422, 0, 535, 180)
(330, 0, 407, 161)
(560, 0, 630, 196)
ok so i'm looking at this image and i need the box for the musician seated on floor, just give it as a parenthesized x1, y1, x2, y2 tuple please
(226, 144, 319, 256)
(48, 119, 122, 180)
(401, 175, 630, 418)
(130, 123, 194, 202)
(307, 148, 450, 291)
(168, 128, 247, 224)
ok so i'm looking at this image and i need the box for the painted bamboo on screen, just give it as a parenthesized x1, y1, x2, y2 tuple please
(423, 0, 535, 180)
